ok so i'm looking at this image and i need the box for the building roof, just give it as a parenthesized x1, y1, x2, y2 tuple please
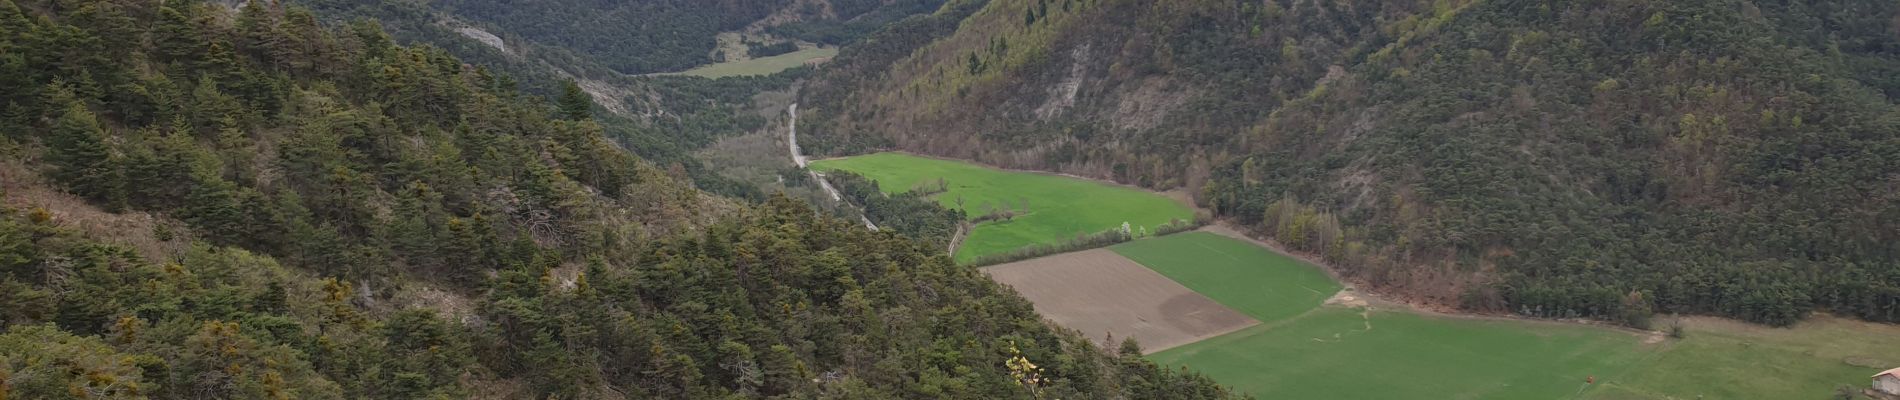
(1876, 367, 1900, 379)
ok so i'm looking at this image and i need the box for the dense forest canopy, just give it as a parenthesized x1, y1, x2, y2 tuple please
(0, 0, 1242, 398)
(800, 0, 1900, 327)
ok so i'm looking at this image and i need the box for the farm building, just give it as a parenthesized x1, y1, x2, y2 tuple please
(1873, 368, 1900, 399)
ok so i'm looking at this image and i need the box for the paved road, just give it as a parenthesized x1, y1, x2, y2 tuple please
(787, 103, 877, 231)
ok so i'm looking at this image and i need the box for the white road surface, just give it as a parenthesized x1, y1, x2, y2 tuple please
(787, 103, 877, 231)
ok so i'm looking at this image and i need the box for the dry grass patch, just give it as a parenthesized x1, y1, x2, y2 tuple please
(0, 160, 189, 261)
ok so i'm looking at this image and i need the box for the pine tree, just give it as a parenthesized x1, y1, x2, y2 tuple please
(152, 5, 203, 66)
(441, 216, 493, 285)
(198, 40, 242, 82)
(236, 0, 285, 68)
(122, 122, 200, 209)
(181, 172, 245, 245)
(0, 0, 29, 40)
(279, 8, 326, 74)
(68, 1, 135, 56)
(45, 87, 122, 208)
(557, 80, 593, 120)
(188, 74, 241, 137)
(389, 181, 446, 268)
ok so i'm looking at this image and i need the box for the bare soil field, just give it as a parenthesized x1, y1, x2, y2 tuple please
(981, 249, 1258, 353)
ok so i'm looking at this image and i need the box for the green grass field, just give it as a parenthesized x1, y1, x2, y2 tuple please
(1112, 232, 1340, 323)
(1154, 309, 1658, 399)
(1120, 233, 1659, 399)
(811, 152, 1194, 263)
(670, 47, 838, 78)
(1585, 316, 1900, 400)
(1117, 233, 1900, 399)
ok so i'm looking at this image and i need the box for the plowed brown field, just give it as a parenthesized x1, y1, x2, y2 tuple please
(981, 249, 1258, 353)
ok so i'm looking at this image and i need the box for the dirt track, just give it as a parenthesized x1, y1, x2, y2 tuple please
(982, 249, 1259, 353)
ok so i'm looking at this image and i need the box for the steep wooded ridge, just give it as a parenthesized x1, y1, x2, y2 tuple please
(801, 0, 1900, 326)
(0, 0, 1241, 398)
(298, 0, 808, 201)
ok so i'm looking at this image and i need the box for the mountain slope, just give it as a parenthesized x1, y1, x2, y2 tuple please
(801, 0, 1900, 326)
(0, 0, 1242, 397)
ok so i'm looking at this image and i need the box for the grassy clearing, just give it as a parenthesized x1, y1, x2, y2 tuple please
(1585, 315, 1900, 400)
(671, 47, 837, 78)
(811, 152, 1194, 263)
(1122, 233, 1658, 399)
(1111, 232, 1339, 323)
(1152, 309, 1658, 399)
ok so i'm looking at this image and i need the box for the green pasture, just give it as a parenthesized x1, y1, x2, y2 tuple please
(1152, 309, 1657, 399)
(1111, 232, 1339, 323)
(810, 152, 1194, 263)
(1120, 233, 1658, 399)
(671, 47, 837, 78)
(1584, 316, 1900, 400)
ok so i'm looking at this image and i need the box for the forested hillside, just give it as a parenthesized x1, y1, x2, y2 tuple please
(800, 0, 1900, 326)
(0, 0, 1241, 398)
(297, 0, 795, 201)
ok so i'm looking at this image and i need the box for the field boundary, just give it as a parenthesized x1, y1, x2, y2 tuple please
(1198, 224, 1664, 337)
(982, 248, 1262, 353)
(966, 219, 1203, 267)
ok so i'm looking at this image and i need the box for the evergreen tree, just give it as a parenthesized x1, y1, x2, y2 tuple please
(557, 79, 593, 120)
(180, 172, 246, 245)
(152, 5, 203, 66)
(187, 75, 241, 137)
(44, 87, 121, 208)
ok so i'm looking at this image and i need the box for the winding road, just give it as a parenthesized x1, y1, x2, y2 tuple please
(788, 103, 877, 231)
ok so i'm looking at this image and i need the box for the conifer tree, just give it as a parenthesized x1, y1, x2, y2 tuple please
(558, 79, 593, 120)
(152, 5, 203, 66)
(45, 87, 122, 208)
(181, 172, 246, 245)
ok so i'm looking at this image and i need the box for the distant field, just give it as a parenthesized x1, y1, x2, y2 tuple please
(670, 47, 837, 78)
(981, 248, 1257, 352)
(1585, 315, 1900, 400)
(1153, 309, 1658, 399)
(811, 152, 1194, 263)
(1112, 232, 1340, 323)
(1117, 232, 1900, 399)
(1121, 233, 1658, 399)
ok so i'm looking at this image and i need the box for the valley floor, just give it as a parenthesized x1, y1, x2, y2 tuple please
(831, 154, 1900, 399)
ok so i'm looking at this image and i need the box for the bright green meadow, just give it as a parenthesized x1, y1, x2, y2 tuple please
(811, 152, 1194, 263)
